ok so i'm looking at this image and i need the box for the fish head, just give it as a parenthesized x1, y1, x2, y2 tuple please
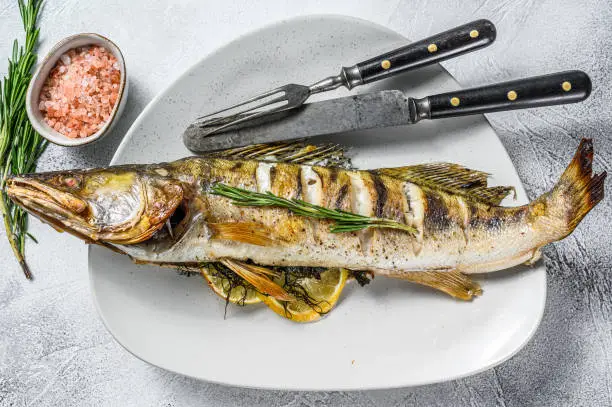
(5, 166, 184, 245)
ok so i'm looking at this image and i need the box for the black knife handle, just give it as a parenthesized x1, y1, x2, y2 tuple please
(354, 19, 495, 85)
(409, 70, 591, 122)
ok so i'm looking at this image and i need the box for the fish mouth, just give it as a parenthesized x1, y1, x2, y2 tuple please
(5, 176, 92, 235)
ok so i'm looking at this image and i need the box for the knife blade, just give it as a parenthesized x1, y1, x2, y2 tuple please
(184, 90, 409, 152)
(183, 70, 591, 153)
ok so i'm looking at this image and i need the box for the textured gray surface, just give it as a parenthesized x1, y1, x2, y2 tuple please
(0, 0, 610, 406)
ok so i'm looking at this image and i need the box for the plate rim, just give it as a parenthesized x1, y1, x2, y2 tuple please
(89, 13, 547, 390)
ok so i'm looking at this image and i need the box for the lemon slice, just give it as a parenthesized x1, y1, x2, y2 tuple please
(259, 268, 348, 322)
(200, 263, 261, 305)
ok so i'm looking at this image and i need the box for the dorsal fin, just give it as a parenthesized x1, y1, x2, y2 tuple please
(204, 141, 352, 167)
(375, 163, 515, 206)
(207, 143, 511, 204)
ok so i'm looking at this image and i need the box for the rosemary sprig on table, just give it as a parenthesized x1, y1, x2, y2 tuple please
(211, 184, 416, 234)
(0, 0, 46, 279)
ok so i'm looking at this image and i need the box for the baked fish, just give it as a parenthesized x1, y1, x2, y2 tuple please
(5, 139, 605, 320)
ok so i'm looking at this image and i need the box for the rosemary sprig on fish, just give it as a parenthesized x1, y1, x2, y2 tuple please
(4, 139, 606, 321)
(211, 183, 417, 234)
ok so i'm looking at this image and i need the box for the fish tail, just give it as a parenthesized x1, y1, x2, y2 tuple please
(535, 138, 606, 240)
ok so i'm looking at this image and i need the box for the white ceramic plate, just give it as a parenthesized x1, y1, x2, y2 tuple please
(89, 15, 546, 390)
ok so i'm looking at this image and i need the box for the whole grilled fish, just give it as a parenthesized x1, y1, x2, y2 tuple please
(5, 139, 605, 304)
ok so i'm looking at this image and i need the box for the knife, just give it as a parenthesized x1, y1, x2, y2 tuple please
(183, 70, 591, 153)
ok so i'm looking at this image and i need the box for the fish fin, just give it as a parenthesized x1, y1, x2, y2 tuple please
(393, 270, 482, 301)
(205, 141, 351, 167)
(538, 138, 606, 237)
(220, 259, 294, 301)
(376, 163, 515, 206)
(524, 248, 542, 266)
(209, 222, 276, 246)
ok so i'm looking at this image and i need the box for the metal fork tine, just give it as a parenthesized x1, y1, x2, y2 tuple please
(193, 83, 311, 137)
(196, 93, 288, 131)
(197, 112, 250, 129)
(200, 104, 290, 137)
(196, 86, 287, 121)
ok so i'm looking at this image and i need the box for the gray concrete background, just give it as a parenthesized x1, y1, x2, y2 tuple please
(1, 0, 610, 405)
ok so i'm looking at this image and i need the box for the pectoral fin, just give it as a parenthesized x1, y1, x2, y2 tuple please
(220, 259, 294, 302)
(393, 270, 482, 300)
(209, 222, 276, 246)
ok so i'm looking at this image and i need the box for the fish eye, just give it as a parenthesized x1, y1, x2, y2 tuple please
(60, 175, 82, 189)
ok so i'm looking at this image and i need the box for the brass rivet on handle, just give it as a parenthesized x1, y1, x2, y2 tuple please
(427, 43, 438, 53)
(381, 60, 391, 70)
(507, 90, 518, 101)
(470, 30, 479, 38)
(450, 97, 460, 107)
(562, 81, 572, 91)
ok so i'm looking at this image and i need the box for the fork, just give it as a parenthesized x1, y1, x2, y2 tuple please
(196, 19, 496, 137)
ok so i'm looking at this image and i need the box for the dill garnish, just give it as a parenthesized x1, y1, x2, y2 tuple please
(211, 183, 416, 235)
(0, 0, 46, 279)
(351, 270, 373, 287)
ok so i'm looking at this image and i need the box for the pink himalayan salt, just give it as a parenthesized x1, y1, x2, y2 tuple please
(39, 46, 121, 139)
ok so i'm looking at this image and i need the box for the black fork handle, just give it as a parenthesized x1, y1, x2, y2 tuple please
(352, 19, 496, 85)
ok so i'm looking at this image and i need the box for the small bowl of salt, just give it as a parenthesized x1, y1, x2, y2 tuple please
(26, 33, 128, 147)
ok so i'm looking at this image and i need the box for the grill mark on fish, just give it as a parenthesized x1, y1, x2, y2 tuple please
(469, 205, 496, 229)
(329, 167, 339, 183)
(295, 167, 302, 199)
(335, 184, 349, 210)
(313, 167, 327, 190)
(485, 216, 503, 230)
(371, 173, 388, 218)
(230, 162, 243, 171)
(269, 165, 277, 187)
(314, 167, 352, 211)
(468, 205, 481, 229)
(377, 176, 407, 222)
(509, 206, 528, 223)
(455, 196, 470, 245)
(406, 187, 412, 213)
(423, 189, 452, 231)
(399, 186, 410, 224)
(467, 204, 522, 232)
